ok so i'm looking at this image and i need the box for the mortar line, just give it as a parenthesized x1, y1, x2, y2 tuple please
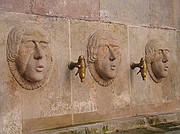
(127, 25, 132, 107)
(68, 19, 74, 125)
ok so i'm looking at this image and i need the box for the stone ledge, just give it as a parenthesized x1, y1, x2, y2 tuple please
(32, 111, 180, 134)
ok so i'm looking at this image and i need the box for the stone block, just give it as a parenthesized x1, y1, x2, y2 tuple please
(100, 0, 150, 26)
(129, 26, 176, 105)
(0, 0, 30, 13)
(173, 0, 180, 30)
(32, 0, 99, 20)
(174, 31, 180, 99)
(0, 12, 71, 132)
(23, 114, 72, 132)
(150, 0, 174, 28)
(70, 20, 129, 114)
(73, 107, 132, 125)
(33, 111, 180, 133)
(0, 12, 25, 134)
(21, 19, 71, 119)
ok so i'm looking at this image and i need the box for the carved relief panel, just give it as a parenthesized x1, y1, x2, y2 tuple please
(145, 38, 170, 83)
(6, 24, 53, 90)
(87, 30, 121, 86)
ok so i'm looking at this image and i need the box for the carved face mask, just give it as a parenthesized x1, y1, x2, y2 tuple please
(7, 24, 53, 90)
(95, 41, 120, 80)
(145, 38, 170, 83)
(87, 30, 121, 86)
(16, 31, 50, 82)
(151, 49, 170, 79)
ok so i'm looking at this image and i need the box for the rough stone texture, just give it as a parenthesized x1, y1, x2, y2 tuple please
(100, 0, 150, 26)
(0, 12, 24, 134)
(23, 114, 72, 132)
(100, 0, 178, 29)
(0, 0, 30, 13)
(129, 26, 176, 106)
(150, 0, 174, 28)
(175, 31, 180, 99)
(73, 102, 177, 125)
(31, 0, 99, 20)
(173, 0, 180, 30)
(22, 18, 71, 120)
(70, 20, 129, 114)
(0, 1, 180, 133)
(32, 112, 180, 134)
(0, 12, 71, 133)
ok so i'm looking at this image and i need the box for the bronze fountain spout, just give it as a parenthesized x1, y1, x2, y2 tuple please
(68, 55, 86, 82)
(130, 57, 147, 80)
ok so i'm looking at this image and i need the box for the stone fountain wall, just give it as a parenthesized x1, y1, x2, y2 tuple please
(0, 0, 179, 133)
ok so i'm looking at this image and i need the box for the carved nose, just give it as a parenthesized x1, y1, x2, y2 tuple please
(108, 47, 116, 61)
(34, 42, 44, 60)
(162, 51, 169, 63)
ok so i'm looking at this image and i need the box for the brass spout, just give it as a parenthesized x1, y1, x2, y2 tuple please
(68, 55, 86, 82)
(130, 57, 147, 80)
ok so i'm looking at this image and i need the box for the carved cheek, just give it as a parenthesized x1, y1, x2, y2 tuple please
(97, 46, 108, 60)
(111, 47, 121, 62)
(16, 45, 34, 75)
(154, 52, 163, 62)
(44, 48, 52, 64)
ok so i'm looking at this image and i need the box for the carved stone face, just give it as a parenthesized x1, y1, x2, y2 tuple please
(95, 41, 120, 80)
(7, 24, 53, 90)
(145, 38, 170, 83)
(16, 31, 50, 82)
(87, 30, 121, 86)
(151, 49, 170, 79)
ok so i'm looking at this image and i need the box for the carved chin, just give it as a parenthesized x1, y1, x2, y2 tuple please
(23, 74, 44, 83)
(8, 61, 52, 90)
(147, 64, 163, 83)
(98, 71, 117, 80)
(88, 63, 115, 86)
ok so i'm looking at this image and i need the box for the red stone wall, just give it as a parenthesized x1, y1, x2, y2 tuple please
(0, 0, 179, 29)
(0, 0, 179, 133)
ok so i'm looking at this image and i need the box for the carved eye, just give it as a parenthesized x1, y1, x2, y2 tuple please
(163, 49, 170, 55)
(23, 41, 35, 49)
(40, 42, 48, 49)
(99, 46, 108, 53)
(156, 50, 163, 55)
(110, 46, 120, 55)
(103, 47, 108, 52)
(112, 46, 118, 52)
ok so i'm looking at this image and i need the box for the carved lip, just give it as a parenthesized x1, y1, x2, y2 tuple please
(110, 65, 116, 70)
(36, 65, 44, 72)
(164, 66, 169, 71)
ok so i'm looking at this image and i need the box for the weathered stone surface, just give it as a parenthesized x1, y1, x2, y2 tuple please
(23, 114, 72, 132)
(100, 0, 177, 28)
(0, 86, 22, 134)
(73, 107, 132, 125)
(0, 12, 71, 133)
(0, 0, 30, 13)
(100, 0, 150, 26)
(0, 1, 179, 133)
(175, 31, 180, 99)
(129, 26, 176, 105)
(32, 111, 180, 134)
(32, 0, 99, 20)
(173, 0, 180, 30)
(21, 19, 71, 119)
(0, 13, 24, 134)
(70, 20, 129, 114)
(150, 0, 174, 28)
